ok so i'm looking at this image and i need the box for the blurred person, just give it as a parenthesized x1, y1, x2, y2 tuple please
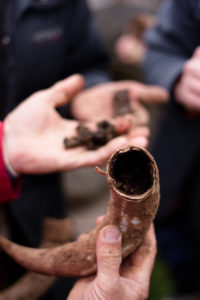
(144, 0, 200, 297)
(0, 0, 167, 298)
(114, 0, 165, 66)
(0, 1, 122, 297)
(115, 14, 155, 65)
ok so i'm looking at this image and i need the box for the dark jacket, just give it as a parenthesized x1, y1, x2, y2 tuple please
(144, 0, 200, 246)
(0, 0, 109, 298)
(144, 0, 200, 93)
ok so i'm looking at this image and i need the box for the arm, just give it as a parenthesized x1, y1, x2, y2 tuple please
(67, 224, 156, 300)
(144, 0, 199, 93)
(1, 75, 138, 185)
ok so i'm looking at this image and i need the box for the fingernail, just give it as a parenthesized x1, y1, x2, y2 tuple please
(103, 226, 120, 243)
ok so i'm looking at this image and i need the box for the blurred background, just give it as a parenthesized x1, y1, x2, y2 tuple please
(64, 1, 174, 299)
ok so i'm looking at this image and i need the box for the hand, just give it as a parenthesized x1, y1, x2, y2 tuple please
(174, 46, 200, 112)
(67, 224, 157, 300)
(71, 81, 168, 148)
(115, 34, 146, 64)
(3, 75, 141, 174)
(71, 80, 168, 122)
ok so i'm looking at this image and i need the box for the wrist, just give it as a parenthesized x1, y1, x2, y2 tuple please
(3, 144, 19, 178)
(2, 120, 20, 177)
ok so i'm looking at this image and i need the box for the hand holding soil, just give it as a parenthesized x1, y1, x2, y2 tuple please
(70, 81, 168, 149)
(65, 88, 153, 150)
(71, 80, 168, 123)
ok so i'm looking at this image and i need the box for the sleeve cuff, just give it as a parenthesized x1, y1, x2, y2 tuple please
(0, 122, 21, 203)
(144, 50, 187, 95)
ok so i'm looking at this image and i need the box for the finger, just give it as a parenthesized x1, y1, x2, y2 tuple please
(128, 136, 148, 148)
(85, 115, 134, 134)
(192, 46, 200, 58)
(184, 59, 200, 80)
(129, 84, 169, 105)
(123, 224, 157, 284)
(185, 75, 200, 96)
(96, 216, 104, 226)
(111, 114, 134, 134)
(128, 126, 150, 138)
(127, 126, 149, 147)
(48, 74, 85, 107)
(70, 135, 129, 168)
(96, 225, 121, 286)
(176, 86, 200, 112)
(77, 233, 88, 241)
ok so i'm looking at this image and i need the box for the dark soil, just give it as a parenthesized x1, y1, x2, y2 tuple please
(112, 89, 133, 117)
(64, 121, 117, 150)
(64, 90, 133, 150)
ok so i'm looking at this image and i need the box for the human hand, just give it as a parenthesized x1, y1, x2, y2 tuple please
(115, 34, 146, 64)
(3, 75, 141, 175)
(67, 224, 156, 300)
(174, 46, 200, 112)
(71, 81, 168, 149)
(71, 80, 168, 122)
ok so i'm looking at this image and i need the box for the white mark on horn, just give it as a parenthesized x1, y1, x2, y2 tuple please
(131, 217, 140, 225)
(120, 216, 129, 232)
(122, 244, 133, 255)
(87, 255, 94, 262)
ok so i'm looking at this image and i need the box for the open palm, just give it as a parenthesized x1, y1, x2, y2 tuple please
(3, 75, 142, 174)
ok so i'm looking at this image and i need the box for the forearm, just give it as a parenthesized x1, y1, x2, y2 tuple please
(144, 0, 199, 94)
(144, 50, 186, 94)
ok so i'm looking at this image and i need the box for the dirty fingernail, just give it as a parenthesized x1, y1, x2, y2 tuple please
(103, 226, 121, 243)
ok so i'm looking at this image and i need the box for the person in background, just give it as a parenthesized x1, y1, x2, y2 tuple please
(144, 0, 200, 298)
(0, 1, 125, 297)
(0, 0, 166, 298)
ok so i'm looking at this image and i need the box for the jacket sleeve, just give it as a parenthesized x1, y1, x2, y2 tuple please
(0, 122, 21, 203)
(144, 0, 200, 93)
(66, 0, 110, 88)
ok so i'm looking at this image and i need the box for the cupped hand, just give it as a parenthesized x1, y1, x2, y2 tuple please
(71, 80, 168, 122)
(67, 224, 157, 300)
(174, 46, 200, 112)
(71, 81, 167, 149)
(3, 75, 148, 175)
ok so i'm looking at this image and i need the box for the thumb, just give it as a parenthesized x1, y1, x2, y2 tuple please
(48, 74, 85, 107)
(96, 225, 121, 288)
(193, 46, 200, 58)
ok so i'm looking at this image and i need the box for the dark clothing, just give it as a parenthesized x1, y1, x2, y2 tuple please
(144, 0, 200, 294)
(0, 0, 109, 298)
(2, 0, 109, 118)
